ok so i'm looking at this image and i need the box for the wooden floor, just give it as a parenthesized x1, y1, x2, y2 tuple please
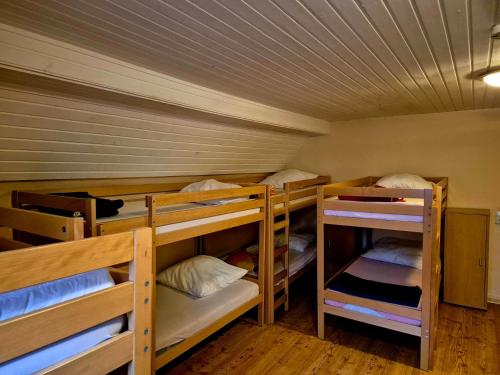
(160, 276, 500, 374)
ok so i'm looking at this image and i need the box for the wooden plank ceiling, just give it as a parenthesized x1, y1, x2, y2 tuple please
(0, 0, 499, 121)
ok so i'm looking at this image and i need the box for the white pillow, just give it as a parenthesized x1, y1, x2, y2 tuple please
(180, 179, 242, 205)
(156, 255, 247, 298)
(376, 174, 433, 189)
(362, 237, 422, 269)
(289, 233, 315, 252)
(260, 169, 318, 190)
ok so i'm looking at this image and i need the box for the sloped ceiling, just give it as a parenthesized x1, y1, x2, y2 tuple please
(0, 0, 499, 121)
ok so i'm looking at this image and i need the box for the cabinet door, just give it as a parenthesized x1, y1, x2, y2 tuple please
(444, 213, 487, 309)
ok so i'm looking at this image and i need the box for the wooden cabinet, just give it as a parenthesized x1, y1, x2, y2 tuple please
(444, 208, 489, 310)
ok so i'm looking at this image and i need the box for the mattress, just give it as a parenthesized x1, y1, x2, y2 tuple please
(324, 197, 424, 222)
(155, 208, 261, 235)
(0, 317, 124, 375)
(155, 279, 259, 351)
(0, 269, 114, 322)
(274, 244, 316, 279)
(0, 269, 123, 374)
(325, 257, 422, 326)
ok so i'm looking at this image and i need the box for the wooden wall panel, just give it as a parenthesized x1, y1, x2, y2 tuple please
(0, 84, 307, 181)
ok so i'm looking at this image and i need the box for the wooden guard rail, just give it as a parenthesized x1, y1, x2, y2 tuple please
(0, 228, 153, 374)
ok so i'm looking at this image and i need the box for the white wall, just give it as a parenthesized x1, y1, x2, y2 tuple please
(0, 83, 308, 181)
(289, 108, 500, 302)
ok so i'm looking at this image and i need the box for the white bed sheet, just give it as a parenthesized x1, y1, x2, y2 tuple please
(0, 269, 122, 374)
(155, 279, 259, 351)
(0, 269, 114, 322)
(0, 317, 124, 375)
(155, 208, 261, 235)
(324, 197, 424, 222)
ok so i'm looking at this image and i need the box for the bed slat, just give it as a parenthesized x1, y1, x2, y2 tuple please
(0, 207, 83, 241)
(0, 282, 133, 363)
(38, 331, 133, 375)
(323, 289, 422, 320)
(288, 197, 317, 212)
(323, 304, 421, 336)
(323, 216, 423, 233)
(324, 186, 426, 199)
(154, 199, 264, 227)
(16, 191, 88, 212)
(155, 212, 264, 246)
(152, 186, 264, 206)
(323, 200, 424, 216)
(0, 232, 134, 293)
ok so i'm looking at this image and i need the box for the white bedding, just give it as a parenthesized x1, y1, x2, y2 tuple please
(0, 269, 114, 322)
(155, 279, 259, 351)
(155, 208, 261, 235)
(0, 269, 123, 374)
(0, 317, 124, 375)
(324, 197, 424, 222)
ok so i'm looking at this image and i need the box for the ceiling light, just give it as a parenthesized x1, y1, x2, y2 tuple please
(482, 70, 500, 87)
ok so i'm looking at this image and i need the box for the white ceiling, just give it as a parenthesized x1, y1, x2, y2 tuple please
(0, 0, 499, 121)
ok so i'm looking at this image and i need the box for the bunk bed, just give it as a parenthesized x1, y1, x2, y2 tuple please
(316, 176, 447, 371)
(265, 175, 331, 323)
(145, 185, 267, 371)
(11, 174, 268, 238)
(0, 219, 153, 374)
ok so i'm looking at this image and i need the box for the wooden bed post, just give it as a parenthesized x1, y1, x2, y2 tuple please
(84, 198, 97, 237)
(257, 186, 268, 326)
(283, 183, 290, 312)
(128, 227, 153, 375)
(420, 188, 434, 371)
(265, 186, 274, 324)
(146, 195, 157, 369)
(317, 185, 325, 339)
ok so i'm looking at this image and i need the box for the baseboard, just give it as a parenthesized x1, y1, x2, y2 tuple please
(488, 295, 500, 305)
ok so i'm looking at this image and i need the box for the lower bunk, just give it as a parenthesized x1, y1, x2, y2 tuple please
(155, 279, 260, 363)
(324, 256, 423, 334)
(0, 228, 153, 374)
(147, 186, 266, 371)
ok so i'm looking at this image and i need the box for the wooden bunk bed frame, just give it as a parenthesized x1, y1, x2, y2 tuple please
(10, 173, 270, 238)
(146, 185, 267, 371)
(0, 206, 84, 250)
(317, 176, 447, 371)
(266, 175, 331, 324)
(0, 226, 153, 374)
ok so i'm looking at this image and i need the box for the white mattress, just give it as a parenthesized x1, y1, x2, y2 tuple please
(0, 269, 123, 374)
(155, 208, 261, 235)
(155, 279, 259, 351)
(324, 197, 424, 222)
(0, 269, 114, 322)
(0, 317, 124, 375)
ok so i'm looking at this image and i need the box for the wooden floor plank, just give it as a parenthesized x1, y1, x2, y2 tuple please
(160, 278, 500, 375)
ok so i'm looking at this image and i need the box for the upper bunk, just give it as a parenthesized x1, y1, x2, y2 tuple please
(319, 176, 447, 233)
(10, 173, 268, 237)
(146, 184, 266, 246)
